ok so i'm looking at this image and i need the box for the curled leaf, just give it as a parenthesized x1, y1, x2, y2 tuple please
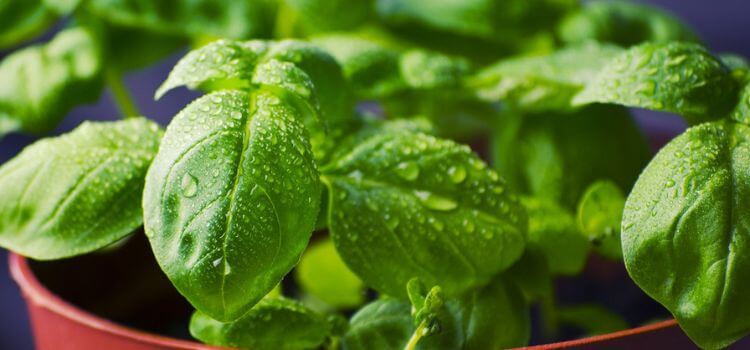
(577, 180, 625, 260)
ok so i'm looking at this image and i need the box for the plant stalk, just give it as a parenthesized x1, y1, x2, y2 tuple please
(404, 320, 428, 350)
(105, 68, 140, 119)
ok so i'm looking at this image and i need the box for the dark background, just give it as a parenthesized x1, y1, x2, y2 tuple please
(1, 1, 749, 349)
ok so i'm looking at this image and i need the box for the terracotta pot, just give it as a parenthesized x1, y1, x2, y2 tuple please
(11, 252, 728, 350)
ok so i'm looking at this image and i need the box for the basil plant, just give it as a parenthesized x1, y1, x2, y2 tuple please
(0, 0, 749, 349)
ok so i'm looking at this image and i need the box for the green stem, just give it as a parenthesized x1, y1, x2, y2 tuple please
(404, 321, 428, 350)
(105, 68, 140, 119)
(540, 287, 560, 340)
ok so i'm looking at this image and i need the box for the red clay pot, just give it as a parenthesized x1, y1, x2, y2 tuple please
(11, 252, 722, 350)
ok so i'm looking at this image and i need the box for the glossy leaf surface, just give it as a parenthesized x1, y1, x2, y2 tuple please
(295, 237, 365, 309)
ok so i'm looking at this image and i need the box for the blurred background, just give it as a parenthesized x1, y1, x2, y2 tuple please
(1, 0, 749, 348)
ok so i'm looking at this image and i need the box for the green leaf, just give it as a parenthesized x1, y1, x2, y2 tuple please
(522, 197, 589, 275)
(282, 0, 372, 34)
(143, 90, 321, 321)
(322, 124, 526, 298)
(0, 118, 161, 259)
(558, 0, 697, 47)
(84, 0, 276, 40)
(577, 180, 625, 260)
(375, 0, 575, 41)
(43, 0, 81, 14)
(505, 246, 552, 301)
(190, 296, 332, 350)
(0, 0, 56, 49)
(312, 34, 407, 99)
(341, 299, 414, 350)
(622, 120, 750, 349)
(470, 42, 623, 111)
(558, 304, 629, 336)
(295, 237, 365, 309)
(573, 42, 737, 124)
(399, 49, 468, 90)
(492, 105, 650, 209)
(0, 27, 103, 135)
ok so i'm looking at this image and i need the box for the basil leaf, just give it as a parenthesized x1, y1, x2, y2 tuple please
(731, 80, 750, 126)
(470, 42, 623, 111)
(505, 246, 552, 301)
(0, 118, 161, 259)
(558, 304, 629, 336)
(312, 34, 407, 99)
(84, 0, 275, 40)
(283, 0, 372, 34)
(190, 296, 332, 350)
(558, 0, 697, 47)
(322, 125, 526, 298)
(622, 120, 750, 349)
(143, 90, 321, 321)
(577, 180, 625, 260)
(574, 42, 737, 124)
(0, 0, 56, 49)
(0, 27, 103, 136)
(341, 299, 414, 350)
(522, 197, 589, 276)
(295, 237, 365, 309)
(43, 0, 81, 14)
(399, 49, 468, 90)
(492, 105, 650, 209)
(459, 277, 530, 349)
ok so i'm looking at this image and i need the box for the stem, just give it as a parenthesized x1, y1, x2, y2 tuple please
(404, 321, 428, 350)
(105, 68, 140, 119)
(540, 288, 560, 340)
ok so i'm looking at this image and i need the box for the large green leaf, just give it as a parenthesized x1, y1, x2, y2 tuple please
(341, 299, 414, 350)
(470, 42, 622, 111)
(0, 118, 161, 259)
(622, 120, 750, 349)
(190, 296, 331, 350)
(522, 197, 589, 276)
(321, 124, 526, 298)
(558, 0, 697, 46)
(574, 42, 737, 124)
(295, 237, 365, 309)
(0, 27, 103, 137)
(282, 0, 372, 34)
(143, 90, 321, 321)
(84, 0, 276, 40)
(492, 105, 650, 209)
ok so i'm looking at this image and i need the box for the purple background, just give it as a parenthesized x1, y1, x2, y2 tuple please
(1, 1, 749, 348)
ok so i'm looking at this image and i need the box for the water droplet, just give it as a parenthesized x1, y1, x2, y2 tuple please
(181, 173, 198, 198)
(212, 257, 222, 267)
(394, 162, 419, 181)
(385, 215, 400, 230)
(447, 166, 466, 184)
(224, 262, 232, 275)
(414, 190, 458, 211)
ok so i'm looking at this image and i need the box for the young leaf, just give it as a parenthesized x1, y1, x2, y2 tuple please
(492, 105, 650, 209)
(0, 118, 161, 259)
(558, 0, 697, 47)
(558, 304, 629, 336)
(470, 42, 623, 111)
(156, 39, 354, 160)
(295, 237, 365, 309)
(622, 120, 750, 349)
(321, 125, 526, 298)
(190, 296, 332, 350)
(0, 27, 103, 136)
(574, 42, 737, 124)
(522, 197, 589, 276)
(577, 180, 625, 260)
(143, 90, 321, 321)
(84, 0, 276, 40)
(0, 0, 56, 49)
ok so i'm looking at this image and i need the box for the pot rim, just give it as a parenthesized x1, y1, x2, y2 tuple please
(9, 252, 679, 349)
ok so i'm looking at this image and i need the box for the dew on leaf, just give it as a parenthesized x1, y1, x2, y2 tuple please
(181, 173, 198, 198)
